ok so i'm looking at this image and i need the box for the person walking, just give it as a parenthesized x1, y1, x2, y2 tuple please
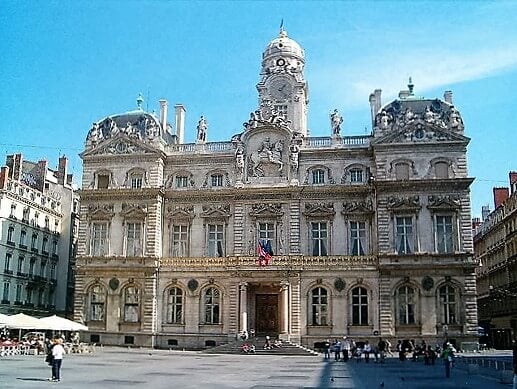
(378, 337, 387, 363)
(323, 339, 331, 360)
(440, 343, 454, 378)
(363, 341, 371, 363)
(334, 339, 342, 361)
(512, 338, 516, 389)
(51, 338, 65, 382)
(342, 337, 350, 362)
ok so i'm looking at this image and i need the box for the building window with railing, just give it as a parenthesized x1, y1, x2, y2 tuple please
(203, 287, 220, 324)
(170, 224, 189, 257)
(42, 237, 49, 254)
(258, 222, 275, 255)
(349, 221, 366, 256)
(435, 215, 454, 253)
(166, 287, 183, 324)
(31, 233, 38, 251)
(125, 222, 143, 256)
(311, 222, 328, 256)
(310, 287, 328, 326)
(19, 230, 27, 247)
(26, 288, 33, 305)
(17, 256, 24, 275)
(7, 226, 15, 244)
(2, 282, 10, 303)
(29, 258, 36, 276)
(351, 286, 369, 325)
(90, 222, 109, 256)
(4, 253, 11, 273)
(40, 261, 47, 278)
(15, 284, 22, 303)
(395, 216, 413, 254)
(207, 224, 224, 257)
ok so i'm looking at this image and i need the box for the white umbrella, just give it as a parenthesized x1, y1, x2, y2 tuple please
(38, 315, 88, 331)
(0, 313, 13, 327)
(8, 313, 45, 329)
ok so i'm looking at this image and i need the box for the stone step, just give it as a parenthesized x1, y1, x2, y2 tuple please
(203, 337, 319, 356)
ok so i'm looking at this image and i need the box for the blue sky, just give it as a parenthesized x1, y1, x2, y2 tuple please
(1, 1, 516, 218)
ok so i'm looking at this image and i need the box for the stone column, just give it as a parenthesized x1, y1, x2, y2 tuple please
(239, 282, 248, 333)
(280, 281, 290, 335)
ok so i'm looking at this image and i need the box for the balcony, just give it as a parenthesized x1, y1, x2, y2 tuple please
(13, 301, 23, 306)
(31, 247, 38, 253)
(6, 241, 15, 247)
(52, 254, 59, 260)
(4, 269, 13, 275)
(17, 272, 28, 278)
(24, 302, 34, 308)
(1, 299, 10, 305)
(42, 251, 49, 257)
(19, 244, 27, 250)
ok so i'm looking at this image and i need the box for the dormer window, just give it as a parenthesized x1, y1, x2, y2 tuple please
(350, 169, 364, 183)
(435, 161, 449, 179)
(131, 174, 143, 189)
(176, 176, 188, 188)
(211, 174, 223, 187)
(312, 169, 325, 184)
(97, 174, 110, 189)
(395, 163, 410, 180)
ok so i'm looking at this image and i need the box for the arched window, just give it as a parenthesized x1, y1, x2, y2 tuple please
(123, 286, 140, 323)
(204, 287, 220, 324)
(397, 285, 415, 324)
(7, 226, 15, 243)
(435, 161, 449, 179)
(312, 169, 325, 184)
(439, 285, 457, 324)
(166, 287, 183, 324)
(351, 287, 368, 325)
(89, 285, 105, 321)
(310, 287, 328, 325)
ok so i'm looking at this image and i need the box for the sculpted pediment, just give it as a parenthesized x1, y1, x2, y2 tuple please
(387, 195, 421, 211)
(201, 204, 231, 219)
(427, 195, 461, 210)
(120, 203, 148, 218)
(249, 203, 284, 218)
(342, 199, 374, 215)
(87, 204, 115, 219)
(82, 134, 158, 157)
(372, 122, 469, 146)
(166, 205, 195, 220)
(303, 202, 335, 218)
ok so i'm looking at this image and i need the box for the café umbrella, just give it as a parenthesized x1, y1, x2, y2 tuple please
(38, 315, 88, 331)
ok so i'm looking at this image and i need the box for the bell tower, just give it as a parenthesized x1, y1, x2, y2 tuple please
(257, 28, 309, 136)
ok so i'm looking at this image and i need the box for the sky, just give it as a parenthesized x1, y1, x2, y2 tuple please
(1, 1, 516, 218)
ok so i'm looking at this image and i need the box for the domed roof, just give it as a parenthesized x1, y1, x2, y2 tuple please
(263, 28, 304, 60)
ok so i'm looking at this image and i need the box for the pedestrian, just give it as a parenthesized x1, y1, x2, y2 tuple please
(512, 338, 516, 389)
(51, 338, 65, 382)
(378, 337, 387, 363)
(45, 339, 54, 380)
(364, 341, 371, 363)
(342, 337, 350, 362)
(396, 340, 405, 361)
(440, 343, 454, 378)
(323, 339, 331, 360)
(334, 339, 342, 361)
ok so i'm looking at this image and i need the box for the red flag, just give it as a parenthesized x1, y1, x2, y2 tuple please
(257, 240, 272, 266)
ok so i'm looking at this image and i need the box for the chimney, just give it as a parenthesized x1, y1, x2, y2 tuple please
(509, 171, 517, 194)
(493, 187, 509, 209)
(444, 90, 453, 104)
(58, 155, 68, 185)
(481, 205, 491, 221)
(159, 99, 168, 132)
(0, 166, 9, 190)
(369, 89, 382, 126)
(6, 153, 23, 181)
(37, 160, 48, 192)
(174, 104, 186, 144)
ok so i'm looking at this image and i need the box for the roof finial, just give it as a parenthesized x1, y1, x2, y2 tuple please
(136, 93, 144, 110)
(279, 19, 287, 37)
(408, 77, 414, 96)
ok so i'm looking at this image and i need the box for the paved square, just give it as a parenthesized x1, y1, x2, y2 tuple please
(0, 348, 511, 388)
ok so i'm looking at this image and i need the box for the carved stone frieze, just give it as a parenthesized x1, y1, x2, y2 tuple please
(166, 205, 195, 220)
(342, 199, 374, 215)
(87, 203, 115, 219)
(121, 203, 148, 218)
(427, 195, 461, 210)
(386, 195, 420, 210)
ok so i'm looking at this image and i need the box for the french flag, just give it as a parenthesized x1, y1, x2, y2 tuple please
(257, 240, 273, 266)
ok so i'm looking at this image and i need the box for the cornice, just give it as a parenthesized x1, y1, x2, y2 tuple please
(375, 177, 474, 191)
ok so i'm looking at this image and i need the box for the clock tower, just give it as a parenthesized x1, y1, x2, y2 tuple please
(257, 28, 308, 136)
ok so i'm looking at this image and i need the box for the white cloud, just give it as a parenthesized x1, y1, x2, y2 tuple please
(312, 45, 517, 108)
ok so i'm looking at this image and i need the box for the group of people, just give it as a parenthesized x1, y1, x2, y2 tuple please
(323, 337, 389, 363)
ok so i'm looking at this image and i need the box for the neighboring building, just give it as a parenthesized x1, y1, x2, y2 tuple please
(475, 172, 517, 349)
(0, 154, 79, 317)
(74, 28, 478, 350)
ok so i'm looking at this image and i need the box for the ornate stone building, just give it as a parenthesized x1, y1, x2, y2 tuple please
(74, 29, 478, 350)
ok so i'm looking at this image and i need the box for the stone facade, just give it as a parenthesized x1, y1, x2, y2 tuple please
(74, 29, 478, 350)
(0, 154, 78, 317)
(474, 174, 517, 349)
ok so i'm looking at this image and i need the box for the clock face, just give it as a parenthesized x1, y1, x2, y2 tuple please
(270, 79, 293, 100)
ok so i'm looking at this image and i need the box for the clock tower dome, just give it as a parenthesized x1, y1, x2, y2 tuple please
(257, 28, 308, 136)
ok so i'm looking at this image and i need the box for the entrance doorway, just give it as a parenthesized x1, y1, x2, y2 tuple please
(255, 294, 278, 334)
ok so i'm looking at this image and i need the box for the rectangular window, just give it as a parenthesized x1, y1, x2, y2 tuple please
(26, 288, 33, 304)
(258, 222, 275, 254)
(436, 215, 454, 253)
(207, 224, 224, 257)
(4, 253, 12, 272)
(2, 283, 9, 302)
(97, 174, 109, 189)
(274, 104, 288, 117)
(395, 216, 413, 254)
(211, 174, 224, 187)
(171, 224, 189, 257)
(126, 222, 143, 256)
(175, 176, 188, 188)
(52, 240, 58, 255)
(50, 263, 56, 279)
(29, 258, 36, 276)
(395, 163, 410, 180)
(311, 222, 328, 256)
(42, 237, 48, 254)
(7, 227, 15, 243)
(40, 261, 47, 278)
(31, 234, 38, 251)
(131, 175, 143, 189)
(312, 170, 325, 184)
(91, 222, 109, 256)
(350, 221, 366, 256)
(17, 256, 24, 274)
(20, 231, 27, 247)
(350, 169, 363, 183)
(16, 284, 22, 302)
(435, 162, 449, 179)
